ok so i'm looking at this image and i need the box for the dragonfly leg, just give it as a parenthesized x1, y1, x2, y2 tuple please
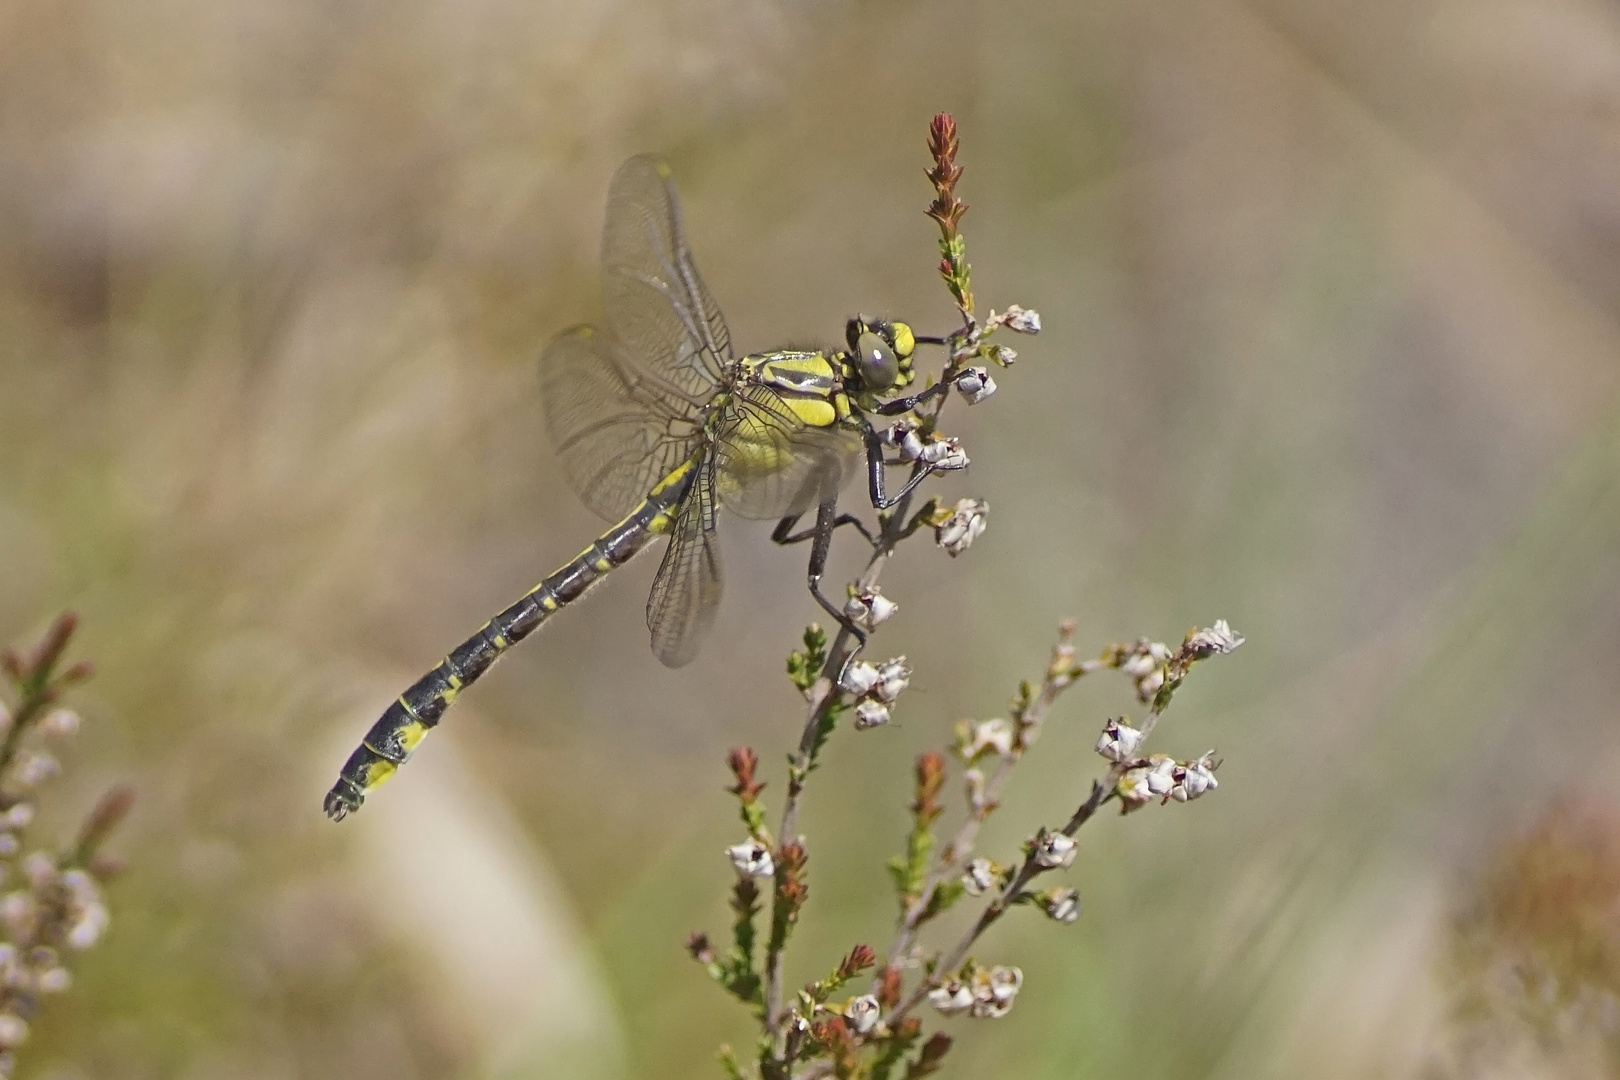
(862, 422, 937, 511)
(771, 511, 876, 550)
(784, 498, 870, 647)
(874, 380, 950, 416)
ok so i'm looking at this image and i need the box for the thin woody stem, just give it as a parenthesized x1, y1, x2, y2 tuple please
(884, 651, 1196, 1028)
(883, 625, 1104, 970)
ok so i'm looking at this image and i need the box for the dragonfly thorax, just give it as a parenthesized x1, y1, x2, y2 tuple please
(745, 351, 846, 431)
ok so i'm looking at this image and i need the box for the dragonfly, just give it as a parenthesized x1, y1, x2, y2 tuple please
(324, 154, 957, 821)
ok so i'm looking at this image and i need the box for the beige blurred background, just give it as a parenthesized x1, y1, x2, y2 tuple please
(4, 0, 1620, 1076)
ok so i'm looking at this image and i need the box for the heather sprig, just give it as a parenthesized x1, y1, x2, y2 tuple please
(684, 115, 1239, 1080)
(0, 614, 131, 1076)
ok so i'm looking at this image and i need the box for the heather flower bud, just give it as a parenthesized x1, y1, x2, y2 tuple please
(1169, 752, 1220, 803)
(36, 968, 70, 994)
(844, 588, 898, 631)
(969, 965, 1023, 1018)
(21, 854, 54, 889)
(871, 658, 911, 704)
(1142, 755, 1177, 797)
(854, 700, 892, 730)
(10, 753, 57, 790)
(880, 419, 925, 461)
(953, 366, 996, 405)
(1, 805, 32, 831)
(844, 994, 881, 1035)
(1093, 718, 1144, 763)
(935, 498, 988, 557)
(1032, 831, 1077, 869)
(927, 978, 974, 1016)
(919, 436, 969, 471)
(963, 858, 997, 896)
(726, 840, 775, 880)
(965, 718, 1014, 760)
(40, 709, 80, 738)
(1185, 619, 1244, 658)
(66, 904, 110, 950)
(1002, 305, 1041, 334)
(1042, 887, 1081, 924)
(839, 660, 880, 697)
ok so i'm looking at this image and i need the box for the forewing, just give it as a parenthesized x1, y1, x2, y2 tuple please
(646, 454, 724, 668)
(717, 388, 865, 521)
(601, 155, 732, 398)
(541, 323, 705, 521)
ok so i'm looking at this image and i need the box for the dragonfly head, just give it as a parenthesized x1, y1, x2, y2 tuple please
(845, 317, 917, 393)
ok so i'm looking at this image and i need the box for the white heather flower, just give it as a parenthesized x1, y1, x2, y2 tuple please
(1094, 718, 1144, 763)
(36, 967, 71, 994)
(40, 708, 80, 738)
(0, 896, 33, 944)
(844, 994, 881, 1035)
(970, 965, 1024, 1018)
(963, 858, 997, 896)
(952, 366, 996, 405)
(927, 979, 975, 1016)
(1169, 752, 1220, 803)
(1143, 755, 1177, 797)
(935, 498, 989, 557)
(966, 718, 1015, 759)
(62, 868, 99, 903)
(22, 854, 54, 889)
(1032, 831, 1077, 870)
(1043, 888, 1081, 924)
(1134, 666, 1165, 702)
(871, 657, 911, 704)
(726, 840, 775, 880)
(1117, 764, 1157, 811)
(66, 902, 110, 950)
(880, 418, 925, 462)
(839, 660, 880, 697)
(0, 1015, 26, 1048)
(1, 805, 31, 831)
(988, 344, 1017, 365)
(844, 588, 898, 631)
(1119, 640, 1172, 703)
(1003, 305, 1042, 334)
(854, 701, 892, 730)
(919, 436, 969, 471)
(1186, 620, 1244, 658)
(10, 753, 57, 790)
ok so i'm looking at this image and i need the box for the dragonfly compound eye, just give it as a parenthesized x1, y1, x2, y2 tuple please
(855, 331, 900, 390)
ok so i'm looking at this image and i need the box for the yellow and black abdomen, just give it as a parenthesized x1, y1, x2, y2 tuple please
(323, 456, 699, 820)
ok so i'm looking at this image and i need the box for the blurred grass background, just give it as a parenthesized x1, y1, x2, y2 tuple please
(4, 0, 1620, 1076)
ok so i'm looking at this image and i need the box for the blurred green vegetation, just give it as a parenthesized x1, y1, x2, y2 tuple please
(4, 0, 1620, 1077)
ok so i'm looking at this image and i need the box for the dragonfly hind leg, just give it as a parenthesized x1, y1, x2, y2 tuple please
(772, 499, 872, 647)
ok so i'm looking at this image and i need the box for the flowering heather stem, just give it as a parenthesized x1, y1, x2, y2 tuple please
(0, 614, 130, 1075)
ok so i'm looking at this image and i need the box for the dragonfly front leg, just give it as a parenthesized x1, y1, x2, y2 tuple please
(873, 380, 950, 417)
(773, 499, 869, 648)
(862, 421, 937, 510)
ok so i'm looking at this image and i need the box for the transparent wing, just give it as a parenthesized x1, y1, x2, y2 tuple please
(602, 154, 732, 398)
(716, 388, 865, 521)
(541, 323, 707, 521)
(646, 454, 724, 668)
